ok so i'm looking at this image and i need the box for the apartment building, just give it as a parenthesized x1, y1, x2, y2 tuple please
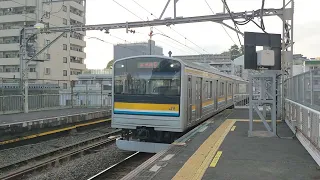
(0, 0, 86, 89)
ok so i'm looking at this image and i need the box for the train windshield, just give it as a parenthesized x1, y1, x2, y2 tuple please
(114, 57, 181, 96)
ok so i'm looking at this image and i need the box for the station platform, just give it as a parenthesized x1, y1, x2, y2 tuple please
(122, 109, 320, 180)
(0, 108, 110, 136)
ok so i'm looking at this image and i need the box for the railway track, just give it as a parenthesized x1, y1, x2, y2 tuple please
(0, 129, 121, 180)
(88, 152, 154, 180)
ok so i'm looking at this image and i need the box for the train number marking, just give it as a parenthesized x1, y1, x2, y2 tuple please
(169, 107, 176, 111)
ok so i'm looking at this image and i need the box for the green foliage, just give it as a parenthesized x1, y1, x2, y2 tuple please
(229, 44, 244, 60)
(106, 60, 114, 69)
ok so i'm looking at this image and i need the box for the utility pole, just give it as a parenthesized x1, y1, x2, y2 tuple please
(149, 27, 153, 55)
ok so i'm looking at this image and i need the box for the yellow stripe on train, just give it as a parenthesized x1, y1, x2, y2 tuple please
(114, 102, 180, 111)
(191, 96, 233, 110)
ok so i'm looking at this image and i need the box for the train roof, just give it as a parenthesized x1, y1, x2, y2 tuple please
(114, 55, 247, 82)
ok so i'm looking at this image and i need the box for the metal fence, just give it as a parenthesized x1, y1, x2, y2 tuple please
(0, 78, 112, 115)
(233, 94, 249, 108)
(284, 69, 320, 109)
(284, 69, 320, 165)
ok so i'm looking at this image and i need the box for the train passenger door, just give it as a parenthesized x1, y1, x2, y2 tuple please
(195, 77, 202, 120)
(187, 76, 192, 124)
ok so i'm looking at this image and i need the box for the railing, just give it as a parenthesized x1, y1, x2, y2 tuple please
(0, 78, 112, 115)
(0, 93, 112, 115)
(285, 98, 320, 166)
(233, 94, 249, 108)
(284, 69, 320, 166)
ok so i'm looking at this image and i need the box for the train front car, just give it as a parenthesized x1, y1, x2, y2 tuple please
(112, 56, 183, 153)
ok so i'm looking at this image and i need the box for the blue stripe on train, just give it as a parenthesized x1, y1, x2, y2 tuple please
(114, 110, 180, 117)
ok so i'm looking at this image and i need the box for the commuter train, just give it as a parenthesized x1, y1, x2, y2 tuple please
(111, 55, 248, 153)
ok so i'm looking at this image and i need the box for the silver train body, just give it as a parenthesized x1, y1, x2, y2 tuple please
(111, 55, 248, 153)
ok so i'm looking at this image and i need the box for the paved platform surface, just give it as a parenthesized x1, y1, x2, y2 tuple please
(0, 108, 110, 136)
(0, 108, 107, 125)
(123, 109, 320, 180)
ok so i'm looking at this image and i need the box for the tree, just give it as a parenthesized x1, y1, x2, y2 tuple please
(106, 60, 114, 69)
(229, 44, 243, 60)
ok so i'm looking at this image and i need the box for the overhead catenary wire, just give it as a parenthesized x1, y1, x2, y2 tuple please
(85, 36, 148, 55)
(113, 0, 202, 55)
(133, 30, 191, 54)
(220, 0, 244, 48)
(13, 0, 205, 55)
(204, 0, 237, 45)
(131, 0, 210, 54)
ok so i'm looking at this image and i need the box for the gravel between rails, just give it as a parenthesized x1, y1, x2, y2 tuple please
(25, 144, 134, 180)
(0, 126, 115, 171)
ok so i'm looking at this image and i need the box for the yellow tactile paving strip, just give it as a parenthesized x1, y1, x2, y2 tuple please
(172, 119, 235, 180)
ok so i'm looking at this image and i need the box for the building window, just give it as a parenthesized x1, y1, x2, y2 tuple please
(44, 11, 50, 18)
(63, 44, 67, 50)
(63, 83, 68, 89)
(63, 18, 67, 25)
(45, 68, 50, 75)
(63, 33, 67, 38)
(29, 67, 36, 72)
(63, 70, 67, 76)
(45, 39, 50, 45)
(46, 53, 50, 60)
(62, 5, 67, 12)
(63, 57, 67, 63)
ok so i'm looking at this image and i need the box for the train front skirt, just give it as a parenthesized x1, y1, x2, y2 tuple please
(116, 138, 171, 153)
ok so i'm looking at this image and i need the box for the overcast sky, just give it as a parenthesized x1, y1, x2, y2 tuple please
(84, 0, 319, 69)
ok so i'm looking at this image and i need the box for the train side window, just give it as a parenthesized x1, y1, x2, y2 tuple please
(209, 81, 212, 98)
(203, 81, 208, 99)
(188, 76, 192, 98)
(220, 82, 224, 96)
(205, 81, 209, 99)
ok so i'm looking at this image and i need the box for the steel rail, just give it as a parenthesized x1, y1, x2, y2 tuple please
(0, 129, 121, 180)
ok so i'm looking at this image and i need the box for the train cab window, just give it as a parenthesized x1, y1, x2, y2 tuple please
(114, 57, 181, 96)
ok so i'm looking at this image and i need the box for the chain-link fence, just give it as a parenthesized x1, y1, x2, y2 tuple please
(0, 78, 112, 115)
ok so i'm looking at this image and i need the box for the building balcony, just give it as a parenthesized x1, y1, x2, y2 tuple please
(0, 13, 36, 23)
(0, 0, 36, 8)
(69, 1, 85, 11)
(0, 43, 19, 51)
(70, 12, 84, 24)
(70, 62, 86, 70)
(70, 74, 78, 80)
(0, 58, 19, 65)
(70, 38, 86, 47)
(0, 29, 20, 37)
(70, 50, 86, 58)
(0, 72, 37, 79)
(0, 58, 37, 66)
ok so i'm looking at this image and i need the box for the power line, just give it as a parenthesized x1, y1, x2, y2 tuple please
(220, 0, 243, 47)
(85, 36, 148, 55)
(131, 30, 191, 54)
(114, 0, 202, 54)
(204, 0, 237, 45)
(132, 0, 210, 54)
(131, 0, 156, 18)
